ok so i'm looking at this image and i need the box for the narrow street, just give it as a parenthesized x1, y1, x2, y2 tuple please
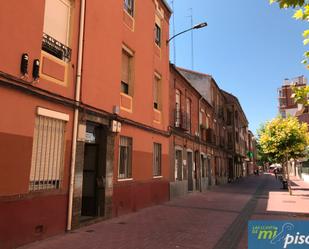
(20, 174, 309, 249)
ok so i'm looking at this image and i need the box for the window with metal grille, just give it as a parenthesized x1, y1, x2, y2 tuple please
(201, 155, 207, 178)
(124, 0, 134, 16)
(42, 0, 72, 61)
(119, 136, 132, 179)
(175, 149, 183, 181)
(153, 143, 162, 176)
(29, 115, 66, 191)
(155, 24, 161, 47)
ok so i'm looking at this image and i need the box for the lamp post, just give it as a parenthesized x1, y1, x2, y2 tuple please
(166, 22, 207, 44)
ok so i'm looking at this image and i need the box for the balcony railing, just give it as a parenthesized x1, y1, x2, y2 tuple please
(42, 33, 72, 62)
(220, 137, 225, 148)
(174, 109, 189, 131)
(206, 128, 215, 144)
(200, 125, 207, 141)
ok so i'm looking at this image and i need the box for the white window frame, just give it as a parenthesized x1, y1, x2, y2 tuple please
(118, 136, 133, 179)
(43, 0, 71, 46)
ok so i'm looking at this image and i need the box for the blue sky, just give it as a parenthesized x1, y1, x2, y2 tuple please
(168, 0, 309, 135)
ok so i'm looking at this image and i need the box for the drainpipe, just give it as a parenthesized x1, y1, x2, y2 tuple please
(198, 96, 203, 191)
(67, 0, 86, 231)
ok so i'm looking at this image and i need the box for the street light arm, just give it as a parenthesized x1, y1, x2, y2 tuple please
(167, 27, 195, 44)
(166, 22, 207, 44)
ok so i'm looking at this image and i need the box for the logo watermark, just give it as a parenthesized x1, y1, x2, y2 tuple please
(248, 221, 309, 249)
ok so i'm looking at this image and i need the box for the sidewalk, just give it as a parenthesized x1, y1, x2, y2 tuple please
(20, 174, 309, 249)
(265, 174, 309, 214)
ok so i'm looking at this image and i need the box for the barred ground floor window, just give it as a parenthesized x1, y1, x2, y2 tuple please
(175, 149, 183, 181)
(153, 143, 162, 176)
(118, 136, 133, 179)
(29, 112, 67, 191)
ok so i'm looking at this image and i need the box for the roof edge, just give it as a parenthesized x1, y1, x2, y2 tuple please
(161, 0, 173, 13)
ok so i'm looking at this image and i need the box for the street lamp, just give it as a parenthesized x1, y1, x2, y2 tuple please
(166, 22, 208, 44)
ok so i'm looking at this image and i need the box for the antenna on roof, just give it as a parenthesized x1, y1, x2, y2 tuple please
(188, 8, 194, 70)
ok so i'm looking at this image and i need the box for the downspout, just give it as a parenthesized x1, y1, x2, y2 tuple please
(67, 0, 86, 231)
(198, 96, 203, 191)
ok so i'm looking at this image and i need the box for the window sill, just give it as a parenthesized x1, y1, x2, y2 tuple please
(123, 9, 135, 31)
(120, 92, 133, 113)
(117, 178, 133, 182)
(155, 43, 161, 50)
(124, 9, 134, 18)
(153, 175, 163, 179)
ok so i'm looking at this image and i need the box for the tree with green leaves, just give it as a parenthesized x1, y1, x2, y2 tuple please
(258, 116, 309, 194)
(270, 0, 309, 65)
(270, 1, 309, 109)
(291, 84, 309, 108)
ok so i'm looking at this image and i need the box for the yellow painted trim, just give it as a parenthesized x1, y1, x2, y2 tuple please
(120, 92, 133, 113)
(154, 71, 162, 79)
(155, 43, 162, 58)
(40, 51, 68, 86)
(122, 44, 134, 56)
(37, 107, 69, 121)
(123, 9, 135, 32)
(153, 108, 161, 124)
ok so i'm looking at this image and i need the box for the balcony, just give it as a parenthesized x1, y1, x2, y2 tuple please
(218, 106, 224, 119)
(206, 128, 215, 144)
(42, 33, 72, 62)
(200, 125, 207, 141)
(220, 137, 225, 148)
(228, 142, 233, 150)
(174, 109, 189, 131)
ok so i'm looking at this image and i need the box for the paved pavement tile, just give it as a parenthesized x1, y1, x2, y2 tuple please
(20, 174, 309, 249)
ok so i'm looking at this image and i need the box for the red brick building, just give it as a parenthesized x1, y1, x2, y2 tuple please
(278, 76, 307, 118)
(222, 90, 249, 179)
(169, 65, 216, 198)
(174, 67, 233, 191)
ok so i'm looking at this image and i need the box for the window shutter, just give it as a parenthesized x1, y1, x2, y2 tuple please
(121, 52, 130, 84)
(44, 0, 71, 45)
(29, 115, 66, 190)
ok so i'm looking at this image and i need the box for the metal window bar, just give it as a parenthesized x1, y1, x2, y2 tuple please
(153, 143, 162, 176)
(175, 150, 183, 181)
(29, 116, 66, 191)
(119, 136, 132, 179)
(42, 33, 72, 62)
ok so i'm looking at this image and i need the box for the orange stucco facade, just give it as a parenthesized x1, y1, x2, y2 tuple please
(75, 0, 171, 219)
(0, 1, 255, 248)
(0, 1, 81, 248)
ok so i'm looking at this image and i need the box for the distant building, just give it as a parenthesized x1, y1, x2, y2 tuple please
(277, 76, 309, 179)
(278, 76, 307, 118)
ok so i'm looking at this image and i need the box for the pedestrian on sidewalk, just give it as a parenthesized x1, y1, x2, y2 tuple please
(274, 167, 278, 180)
